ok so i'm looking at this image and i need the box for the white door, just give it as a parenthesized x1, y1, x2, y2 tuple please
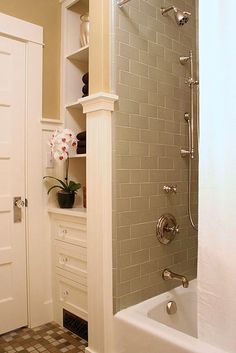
(0, 35, 27, 334)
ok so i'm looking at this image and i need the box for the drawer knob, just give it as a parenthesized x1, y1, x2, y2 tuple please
(63, 289, 69, 297)
(62, 229, 68, 235)
(60, 256, 68, 264)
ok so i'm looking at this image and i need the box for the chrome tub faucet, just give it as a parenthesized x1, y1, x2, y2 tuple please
(162, 268, 189, 288)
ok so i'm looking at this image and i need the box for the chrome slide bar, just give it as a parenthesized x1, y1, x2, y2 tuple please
(180, 50, 199, 231)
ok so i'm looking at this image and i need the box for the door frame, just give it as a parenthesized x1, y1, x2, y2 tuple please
(0, 13, 53, 328)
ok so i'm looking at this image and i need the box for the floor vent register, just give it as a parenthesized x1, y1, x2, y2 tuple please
(63, 309, 88, 341)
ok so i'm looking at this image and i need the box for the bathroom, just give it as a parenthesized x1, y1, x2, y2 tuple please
(0, 1, 235, 353)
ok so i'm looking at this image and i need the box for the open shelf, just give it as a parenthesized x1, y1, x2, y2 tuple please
(66, 96, 88, 109)
(48, 206, 87, 218)
(66, 101, 82, 109)
(67, 45, 89, 62)
(70, 154, 86, 158)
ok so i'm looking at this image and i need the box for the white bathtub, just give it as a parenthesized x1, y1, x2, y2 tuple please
(114, 280, 227, 353)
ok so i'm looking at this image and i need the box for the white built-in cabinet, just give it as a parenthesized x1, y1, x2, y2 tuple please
(49, 0, 89, 327)
(49, 208, 87, 325)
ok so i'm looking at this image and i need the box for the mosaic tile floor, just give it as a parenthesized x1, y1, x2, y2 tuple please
(0, 322, 87, 353)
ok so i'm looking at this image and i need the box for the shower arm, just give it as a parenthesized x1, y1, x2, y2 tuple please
(161, 6, 191, 16)
(160, 6, 176, 15)
(117, 0, 132, 8)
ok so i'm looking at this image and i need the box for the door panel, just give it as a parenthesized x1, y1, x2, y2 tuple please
(0, 36, 27, 334)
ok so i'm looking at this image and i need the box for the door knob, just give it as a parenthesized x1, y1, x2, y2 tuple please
(14, 199, 25, 208)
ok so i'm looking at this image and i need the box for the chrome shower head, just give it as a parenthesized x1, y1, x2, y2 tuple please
(174, 7, 191, 26)
(161, 6, 191, 26)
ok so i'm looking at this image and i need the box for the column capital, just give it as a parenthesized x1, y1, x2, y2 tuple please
(79, 92, 118, 114)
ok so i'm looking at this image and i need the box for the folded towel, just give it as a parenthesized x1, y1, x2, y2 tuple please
(77, 140, 86, 147)
(77, 131, 86, 140)
(82, 72, 89, 84)
(77, 146, 86, 154)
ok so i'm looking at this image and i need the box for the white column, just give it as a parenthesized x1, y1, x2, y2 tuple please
(198, 1, 236, 352)
(80, 93, 118, 353)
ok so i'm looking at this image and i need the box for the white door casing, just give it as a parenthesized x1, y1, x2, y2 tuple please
(0, 35, 27, 334)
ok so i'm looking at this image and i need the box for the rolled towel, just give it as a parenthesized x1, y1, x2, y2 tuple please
(82, 84, 88, 95)
(77, 140, 86, 147)
(77, 146, 86, 154)
(77, 131, 86, 140)
(82, 72, 89, 84)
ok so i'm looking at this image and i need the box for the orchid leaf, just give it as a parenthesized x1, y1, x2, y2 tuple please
(68, 180, 81, 192)
(43, 176, 81, 194)
(43, 176, 68, 189)
(47, 185, 64, 195)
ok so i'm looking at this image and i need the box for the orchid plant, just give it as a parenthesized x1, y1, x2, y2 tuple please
(43, 129, 81, 194)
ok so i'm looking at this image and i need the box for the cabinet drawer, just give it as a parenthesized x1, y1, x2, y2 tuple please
(56, 267, 87, 286)
(55, 275, 88, 321)
(55, 242, 87, 278)
(53, 220, 86, 247)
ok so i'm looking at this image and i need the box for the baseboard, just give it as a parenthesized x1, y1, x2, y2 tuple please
(85, 347, 97, 353)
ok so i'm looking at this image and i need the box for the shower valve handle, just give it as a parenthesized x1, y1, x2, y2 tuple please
(156, 213, 179, 245)
(164, 224, 179, 234)
(163, 185, 177, 194)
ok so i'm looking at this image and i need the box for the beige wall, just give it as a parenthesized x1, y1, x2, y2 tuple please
(0, 0, 61, 119)
(113, 0, 198, 311)
(0, 0, 112, 117)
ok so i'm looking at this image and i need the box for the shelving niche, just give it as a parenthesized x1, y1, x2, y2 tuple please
(51, 0, 89, 332)
(61, 0, 89, 210)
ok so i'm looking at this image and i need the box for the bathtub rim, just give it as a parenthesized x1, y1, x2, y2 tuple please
(114, 279, 228, 353)
(130, 279, 197, 316)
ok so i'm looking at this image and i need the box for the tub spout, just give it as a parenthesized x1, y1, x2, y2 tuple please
(162, 269, 189, 288)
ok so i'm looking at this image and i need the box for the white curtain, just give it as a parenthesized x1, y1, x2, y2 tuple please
(198, 1, 236, 352)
